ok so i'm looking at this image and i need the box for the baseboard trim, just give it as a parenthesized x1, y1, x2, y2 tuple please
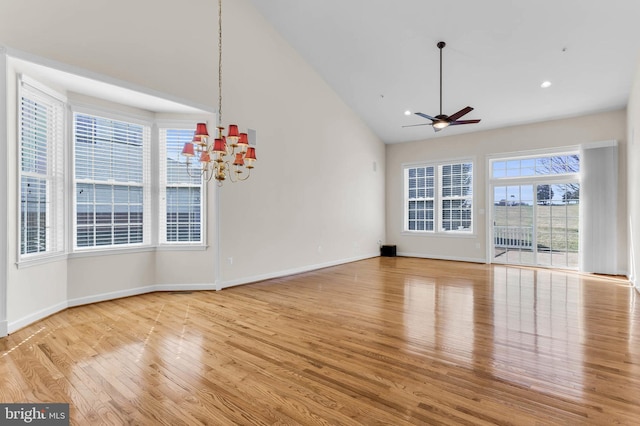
(219, 253, 379, 289)
(67, 283, 217, 308)
(629, 275, 639, 293)
(6, 283, 216, 335)
(4, 255, 381, 334)
(397, 252, 487, 264)
(8, 301, 68, 334)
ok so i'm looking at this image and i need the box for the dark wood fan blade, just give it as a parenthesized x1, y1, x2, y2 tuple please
(415, 112, 436, 121)
(449, 119, 481, 125)
(402, 123, 431, 128)
(448, 106, 473, 121)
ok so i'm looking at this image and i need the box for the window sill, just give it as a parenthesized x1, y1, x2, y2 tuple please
(156, 244, 208, 251)
(401, 230, 477, 239)
(15, 244, 211, 267)
(16, 252, 68, 269)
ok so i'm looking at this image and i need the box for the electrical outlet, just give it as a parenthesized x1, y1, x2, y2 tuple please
(228, 257, 233, 265)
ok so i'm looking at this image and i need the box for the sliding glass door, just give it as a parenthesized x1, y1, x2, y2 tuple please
(493, 185, 535, 265)
(492, 182, 579, 268)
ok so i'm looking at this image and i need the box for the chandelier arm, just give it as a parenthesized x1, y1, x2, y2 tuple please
(236, 168, 251, 181)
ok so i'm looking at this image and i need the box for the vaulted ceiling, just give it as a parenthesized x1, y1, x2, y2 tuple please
(248, 0, 640, 143)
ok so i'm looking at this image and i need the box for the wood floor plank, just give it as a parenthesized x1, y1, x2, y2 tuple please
(2, 257, 640, 424)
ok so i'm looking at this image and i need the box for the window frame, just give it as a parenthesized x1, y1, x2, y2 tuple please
(490, 152, 580, 180)
(17, 75, 66, 261)
(403, 158, 474, 235)
(158, 122, 206, 246)
(71, 107, 152, 251)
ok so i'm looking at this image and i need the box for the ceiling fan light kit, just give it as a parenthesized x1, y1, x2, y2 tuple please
(404, 41, 481, 133)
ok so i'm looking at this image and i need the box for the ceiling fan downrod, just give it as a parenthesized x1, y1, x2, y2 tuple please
(438, 41, 445, 116)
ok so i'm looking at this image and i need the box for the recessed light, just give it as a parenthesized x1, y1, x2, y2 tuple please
(541, 81, 552, 88)
(404, 110, 411, 116)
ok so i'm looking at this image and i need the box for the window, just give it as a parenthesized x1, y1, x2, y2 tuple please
(407, 166, 435, 231)
(74, 112, 150, 248)
(159, 127, 203, 243)
(441, 163, 473, 231)
(405, 161, 473, 233)
(491, 154, 580, 179)
(19, 79, 65, 257)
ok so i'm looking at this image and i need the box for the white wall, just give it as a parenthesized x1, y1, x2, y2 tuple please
(627, 57, 640, 290)
(386, 109, 627, 272)
(217, 0, 385, 285)
(0, 0, 386, 333)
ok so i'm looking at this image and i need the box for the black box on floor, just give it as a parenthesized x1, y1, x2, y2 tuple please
(380, 245, 397, 257)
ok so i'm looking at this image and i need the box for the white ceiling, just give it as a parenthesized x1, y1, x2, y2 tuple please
(248, 0, 640, 143)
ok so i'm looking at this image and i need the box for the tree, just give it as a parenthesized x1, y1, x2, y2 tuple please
(562, 188, 580, 204)
(537, 185, 554, 205)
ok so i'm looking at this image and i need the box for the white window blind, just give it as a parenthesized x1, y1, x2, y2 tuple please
(405, 160, 473, 233)
(19, 79, 65, 257)
(407, 166, 435, 231)
(74, 112, 150, 248)
(441, 163, 473, 231)
(158, 127, 203, 243)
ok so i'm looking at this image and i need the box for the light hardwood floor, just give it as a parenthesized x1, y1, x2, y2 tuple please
(1, 257, 640, 425)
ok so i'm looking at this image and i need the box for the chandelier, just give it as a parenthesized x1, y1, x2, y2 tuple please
(181, 0, 256, 184)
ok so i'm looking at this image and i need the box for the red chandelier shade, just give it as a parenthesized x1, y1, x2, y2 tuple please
(233, 153, 245, 166)
(227, 124, 239, 138)
(244, 146, 257, 169)
(237, 132, 249, 146)
(181, 142, 195, 157)
(213, 137, 226, 154)
(195, 122, 209, 137)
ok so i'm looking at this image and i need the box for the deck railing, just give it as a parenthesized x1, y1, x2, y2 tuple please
(494, 226, 533, 249)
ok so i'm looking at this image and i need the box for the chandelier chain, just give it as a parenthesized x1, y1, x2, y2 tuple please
(218, 0, 223, 125)
(180, 0, 255, 184)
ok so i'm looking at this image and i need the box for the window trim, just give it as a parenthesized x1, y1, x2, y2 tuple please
(403, 157, 475, 236)
(157, 122, 207, 246)
(17, 75, 66, 261)
(71, 106, 152, 251)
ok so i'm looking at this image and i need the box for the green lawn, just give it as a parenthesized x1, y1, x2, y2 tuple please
(494, 203, 579, 252)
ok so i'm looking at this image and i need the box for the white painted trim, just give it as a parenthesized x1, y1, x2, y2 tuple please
(580, 139, 617, 150)
(0, 47, 8, 338)
(2, 45, 214, 114)
(486, 145, 581, 162)
(397, 252, 487, 264)
(219, 253, 380, 289)
(6, 282, 216, 334)
(67, 283, 217, 308)
(401, 231, 477, 239)
(5, 254, 380, 334)
(8, 301, 68, 334)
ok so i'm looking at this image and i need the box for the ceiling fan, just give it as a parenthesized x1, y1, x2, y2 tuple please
(404, 41, 481, 132)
